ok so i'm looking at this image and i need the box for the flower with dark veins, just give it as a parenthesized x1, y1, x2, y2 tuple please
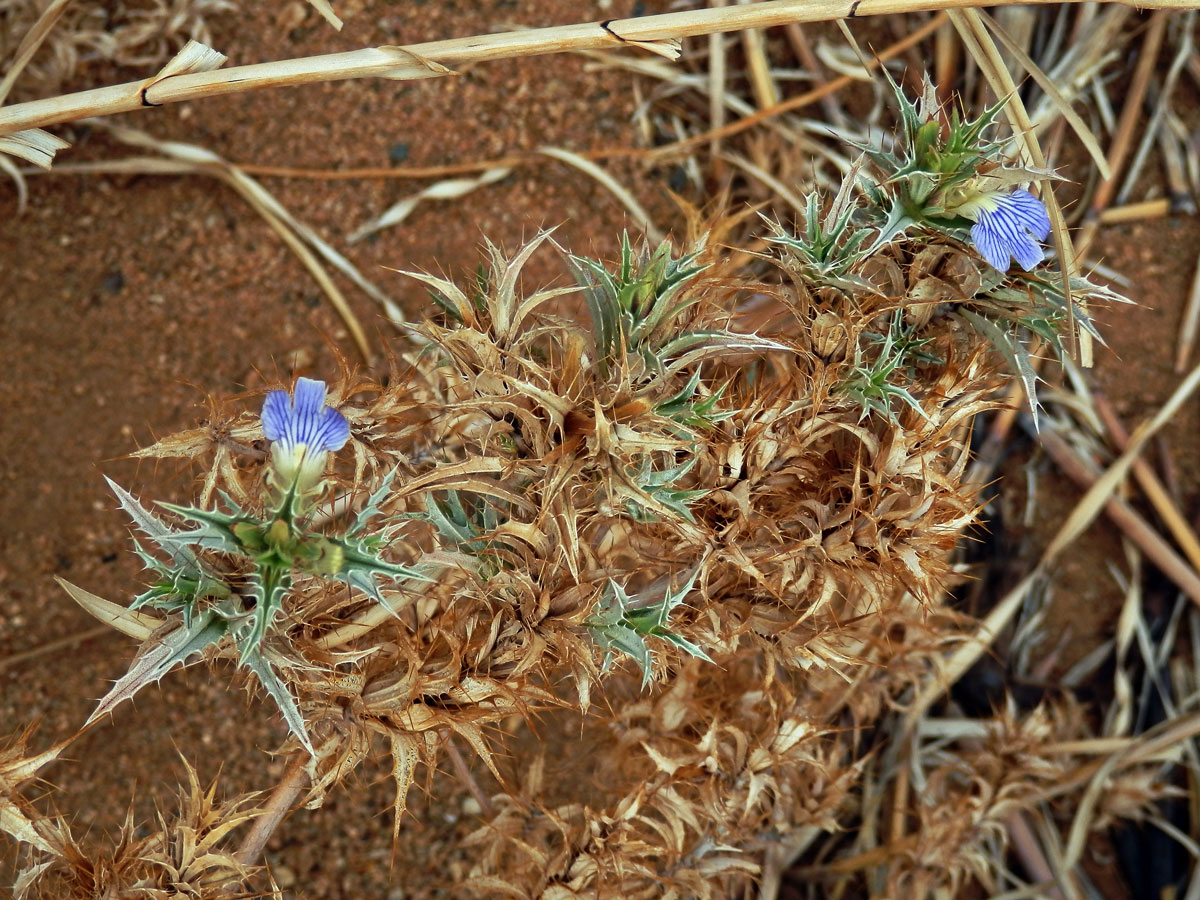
(261, 377, 350, 496)
(954, 188, 1052, 272)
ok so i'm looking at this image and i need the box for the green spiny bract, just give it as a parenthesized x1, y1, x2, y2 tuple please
(93, 464, 427, 755)
(567, 232, 786, 382)
(837, 313, 934, 425)
(585, 570, 712, 689)
(767, 184, 876, 298)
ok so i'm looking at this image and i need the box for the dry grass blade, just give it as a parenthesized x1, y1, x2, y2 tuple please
(0, 625, 112, 674)
(1063, 711, 1200, 872)
(305, 0, 343, 31)
(722, 151, 807, 214)
(976, 9, 1111, 179)
(1044, 360, 1200, 562)
(906, 361, 1200, 733)
(538, 147, 665, 243)
(1177, 249, 1200, 372)
(1037, 427, 1200, 603)
(0, 154, 25, 212)
(348, 166, 513, 243)
(39, 122, 397, 357)
(0, 0, 72, 106)
(222, 16, 945, 186)
(0, 127, 68, 169)
(708, 0, 728, 162)
(1077, 9, 1170, 254)
(949, 7, 1089, 365)
(55, 576, 161, 640)
(0, 1, 1185, 140)
(737, 0, 779, 109)
(1115, 11, 1195, 207)
(1101, 198, 1171, 223)
(1093, 393, 1200, 574)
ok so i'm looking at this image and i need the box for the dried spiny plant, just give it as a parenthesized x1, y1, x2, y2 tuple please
(10, 756, 265, 900)
(9, 70, 1167, 899)
(51, 219, 1013, 894)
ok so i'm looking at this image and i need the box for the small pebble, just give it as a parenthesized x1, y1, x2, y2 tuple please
(101, 269, 125, 294)
(273, 864, 297, 889)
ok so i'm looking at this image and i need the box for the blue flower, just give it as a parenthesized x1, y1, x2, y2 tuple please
(956, 189, 1051, 272)
(261, 378, 350, 492)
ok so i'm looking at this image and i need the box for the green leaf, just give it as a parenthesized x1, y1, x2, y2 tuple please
(240, 565, 292, 662)
(86, 611, 229, 726)
(158, 498, 250, 554)
(959, 308, 1040, 431)
(106, 476, 200, 569)
(241, 649, 314, 755)
(346, 467, 400, 537)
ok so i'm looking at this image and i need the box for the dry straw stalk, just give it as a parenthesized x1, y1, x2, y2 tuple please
(0, 0, 1189, 139)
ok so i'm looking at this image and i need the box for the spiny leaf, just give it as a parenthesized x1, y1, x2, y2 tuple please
(0, 797, 53, 854)
(959, 308, 1040, 430)
(241, 649, 314, 755)
(106, 476, 199, 569)
(346, 466, 400, 537)
(87, 612, 229, 726)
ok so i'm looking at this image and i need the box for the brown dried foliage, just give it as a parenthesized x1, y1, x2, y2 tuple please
(107, 228, 1016, 895)
(12, 226, 1167, 897)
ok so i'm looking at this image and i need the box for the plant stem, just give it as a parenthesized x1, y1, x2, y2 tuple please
(0, 0, 1181, 139)
(235, 755, 311, 868)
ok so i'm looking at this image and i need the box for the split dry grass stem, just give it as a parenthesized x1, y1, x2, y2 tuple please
(0, 1, 1186, 143)
(198, 15, 947, 186)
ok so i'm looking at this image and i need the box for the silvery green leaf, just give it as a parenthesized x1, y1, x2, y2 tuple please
(658, 630, 714, 664)
(959, 308, 1040, 431)
(86, 611, 228, 726)
(241, 648, 314, 755)
(329, 539, 430, 618)
(595, 623, 655, 689)
(106, 476, 199, 568)
(346, 467, 400, 538)
(240, 565, 292, 662)
(158, 500, 247, 553)
(564, 252, 621, 365)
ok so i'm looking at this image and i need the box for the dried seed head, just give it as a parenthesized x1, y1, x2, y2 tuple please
(810, 311, 848, 359)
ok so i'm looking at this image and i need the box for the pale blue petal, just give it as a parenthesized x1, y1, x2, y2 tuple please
(261, 390, 291, 442)
(970, 190, 1050, 272)
(1004, 189, 1051, 240)
(312, 405, 351, 452)
(1009, 233, 1045, 271)
(970, 221, 1010, 271)
(287, 377, 325, 448)
(260, 378, 350, 454)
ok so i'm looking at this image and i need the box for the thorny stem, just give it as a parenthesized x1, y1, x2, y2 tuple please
(235, 755, 312, 868)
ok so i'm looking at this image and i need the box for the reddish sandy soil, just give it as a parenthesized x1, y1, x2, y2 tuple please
(1, 3, 1198, 898)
